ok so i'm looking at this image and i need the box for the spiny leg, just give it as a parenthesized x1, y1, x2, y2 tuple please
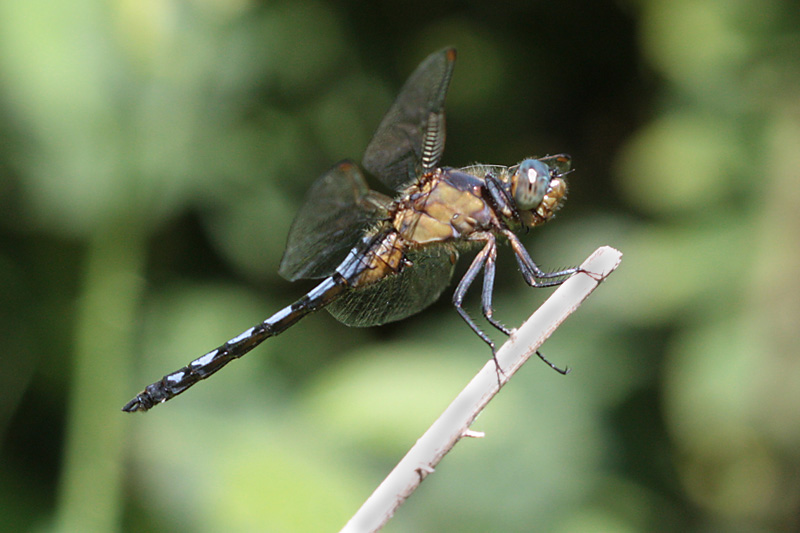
(535, 350, 570, 375)
(453, 236, 510, 385)
(453, 236, 496, 352)
(480, 240, 512, 336)
(504, 230, 573, 375)
(504, 230, 579, 286)
(453, 233, 573, 378)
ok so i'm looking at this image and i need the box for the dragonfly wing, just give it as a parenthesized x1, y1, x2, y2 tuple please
(279, 161, 392, 281)
(458, 164, 507, 179)
(537, 154, 572, 174)
(362, 48, 456, 191)
(326, 244, 458, 327)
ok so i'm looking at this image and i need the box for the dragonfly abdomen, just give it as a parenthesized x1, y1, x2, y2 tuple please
(122, 277, 345, 412)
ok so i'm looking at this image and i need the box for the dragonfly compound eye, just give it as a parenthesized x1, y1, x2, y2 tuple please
(511, 159, 550, 211)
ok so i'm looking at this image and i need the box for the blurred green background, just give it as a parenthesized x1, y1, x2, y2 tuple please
(2, 0, 799, 531)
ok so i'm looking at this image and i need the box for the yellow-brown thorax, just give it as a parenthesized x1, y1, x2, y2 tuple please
(349, 165, 567, 287)
(393, 169, 494, 245)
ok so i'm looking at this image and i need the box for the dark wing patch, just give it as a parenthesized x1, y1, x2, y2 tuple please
(362, 48, 456, 191)
(279, 161, 391, 281)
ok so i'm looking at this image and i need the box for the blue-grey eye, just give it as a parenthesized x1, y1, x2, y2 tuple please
(512, 159, 550, 211)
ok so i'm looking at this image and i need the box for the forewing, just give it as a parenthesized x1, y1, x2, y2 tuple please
(458, 164, 507, 179)
(362, 48, 456, 191)
(279, 161, 391, 281)
(326, 245, 458, 327)
(537, 154, 572, 175)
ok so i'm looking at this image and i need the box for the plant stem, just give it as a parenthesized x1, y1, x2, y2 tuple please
(55, 221, 146, 532)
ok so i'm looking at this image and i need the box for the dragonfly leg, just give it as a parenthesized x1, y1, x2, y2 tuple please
(480, 240, 512, 336)
(484, 173, 520, 223)
(504, 230, 578, 286)
(453, 235, 496, 352)
(535, 350, 570, 375)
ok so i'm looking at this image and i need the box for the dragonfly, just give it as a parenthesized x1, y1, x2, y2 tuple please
(123, 47, 579, 412)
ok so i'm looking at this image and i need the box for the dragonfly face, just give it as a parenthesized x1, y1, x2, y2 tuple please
(513, 159, 560, 213)
(123, 47, 579, 412)
(509, 157, 570, 228)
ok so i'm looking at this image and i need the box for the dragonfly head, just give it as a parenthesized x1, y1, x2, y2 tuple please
(510, 157, 569, 228)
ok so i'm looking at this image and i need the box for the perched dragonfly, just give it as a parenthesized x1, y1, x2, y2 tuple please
(123, 48, 578, 412)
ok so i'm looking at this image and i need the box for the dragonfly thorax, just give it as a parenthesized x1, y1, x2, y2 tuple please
(393, 169, 494, 245)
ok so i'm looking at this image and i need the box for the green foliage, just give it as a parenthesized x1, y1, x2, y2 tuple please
(1, 0, 799, 531)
